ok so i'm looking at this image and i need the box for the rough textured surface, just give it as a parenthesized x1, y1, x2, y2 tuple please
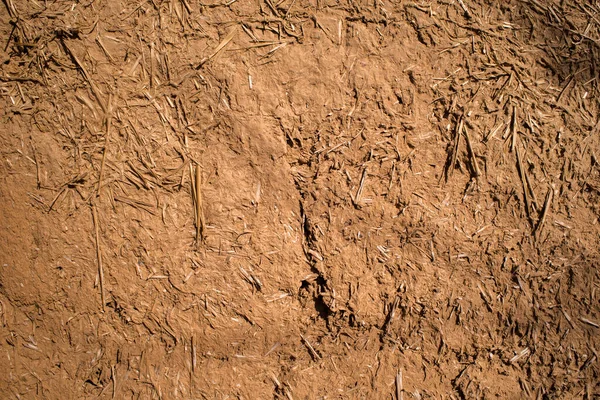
(0, 0, 599, 398)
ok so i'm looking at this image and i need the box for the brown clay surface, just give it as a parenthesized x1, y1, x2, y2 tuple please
(1, 0, 599, 398)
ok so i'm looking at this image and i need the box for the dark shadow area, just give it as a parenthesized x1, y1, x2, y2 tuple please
(511, 1, 599, 104)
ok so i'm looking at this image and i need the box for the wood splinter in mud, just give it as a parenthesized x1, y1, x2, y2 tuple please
(91, 204, 106, 312)
(533, 188, 552, 238)
(195, 27, 237, 69)
(61, 40, 107, 114)
(351, 167, 368, 208)
(396, 369, 404, 400)
(192, 165, 205, 244)
(111, 364, 116, 399)
(445, 117, 462, 182)
(300, 334, 320, 360)
(97, 94, 113, 196)
(510, 105, 518, 153)
(515, 145, 534, 227)
(462, 123, 480, 178)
